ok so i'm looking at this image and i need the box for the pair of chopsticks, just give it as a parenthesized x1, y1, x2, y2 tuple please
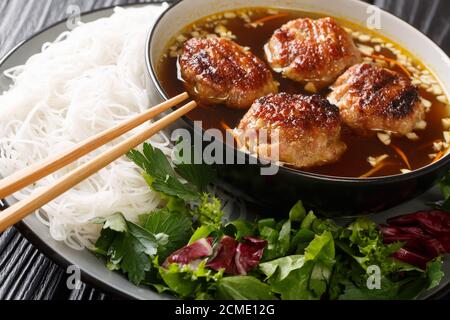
(0, 92, 196, 232)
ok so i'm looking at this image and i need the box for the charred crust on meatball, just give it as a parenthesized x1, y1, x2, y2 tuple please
(237, 93, 347, 168)
(181, 37, 273, 91)
(265, 17, 361, 84)
(336, 63, 420, 120)
(179, 36, 278, 108)
(246, 93, 340, 131)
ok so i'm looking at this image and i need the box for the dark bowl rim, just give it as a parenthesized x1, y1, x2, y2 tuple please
(145, 0, 450, 185)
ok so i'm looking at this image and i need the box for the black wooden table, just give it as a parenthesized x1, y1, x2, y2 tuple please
(0, 0, 449, 300)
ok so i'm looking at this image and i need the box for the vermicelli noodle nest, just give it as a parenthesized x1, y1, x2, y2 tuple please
(0, 5, 171, 249)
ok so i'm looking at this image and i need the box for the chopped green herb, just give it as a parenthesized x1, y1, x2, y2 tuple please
(92, 145, 446, 300)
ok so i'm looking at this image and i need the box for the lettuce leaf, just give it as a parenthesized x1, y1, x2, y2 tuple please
(260, 219, 291, 261)
(269, 261, 317, 300)
(259, 255, 305, 281)
(289, 200, 307, 222)
(215, 276, 277, 300)
(260, 231, 336, 300)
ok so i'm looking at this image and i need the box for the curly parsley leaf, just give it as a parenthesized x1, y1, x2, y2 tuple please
(194, 193, 224, 229)
(159, 261, 223, 298)
(345, 217, 409, 274)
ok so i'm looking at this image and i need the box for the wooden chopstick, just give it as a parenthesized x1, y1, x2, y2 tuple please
(0, 99, 197, 232)
(0, 92, 189, 200)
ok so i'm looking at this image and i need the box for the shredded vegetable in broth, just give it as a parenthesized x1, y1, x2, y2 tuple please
(0, 5, 172, 249)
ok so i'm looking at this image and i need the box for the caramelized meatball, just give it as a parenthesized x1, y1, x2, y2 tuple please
(236, 93, 347, 168)
(178, 37, 278, 109)
(328, 63, 425, 136)
(265, 17, 361, 87)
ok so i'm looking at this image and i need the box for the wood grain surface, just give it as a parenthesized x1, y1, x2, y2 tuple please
(0, 0, 449, 300)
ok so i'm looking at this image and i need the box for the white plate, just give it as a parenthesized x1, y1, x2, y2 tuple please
(0, 3, 449, 300)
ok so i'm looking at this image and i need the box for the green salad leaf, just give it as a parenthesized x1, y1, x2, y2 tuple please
(127, 142, 217, 201)
(260, 231, 335, 300)
(224, 220, 256, 240)
(429, 171, 450, 211)
(300, 211, 317, 230)
(94, 213, 160, 285)
(194, 193, 224, 229)
(175, 162, 216, 193)
(215, 276, 277, 300)
(259, 255, 305, 281)
(305, 231, 335, 265)
(92, 144, 446, 301)
(151, 177, 198, 202)
(305, 231, 335, 297)
(345, 218, 407, 273)
(172, 141, 217, 193)
(140, 208, 193, 260)
(159, 261, 223, 298)
(338, 261, 443, 301)
(289, 200, 307, 222)
(290, 228, 315, 253)
(269, 261, 316, 300)
(259, 219, 291, 261)
(426, 257, 444, 290)
(188, 225, 216, 244)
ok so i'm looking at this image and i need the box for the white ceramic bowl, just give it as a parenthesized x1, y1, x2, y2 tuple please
(147, 0, 450, 101)
(146, 0, 450, 216)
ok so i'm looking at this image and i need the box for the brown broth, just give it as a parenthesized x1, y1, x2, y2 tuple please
(157, 8, 449, 178)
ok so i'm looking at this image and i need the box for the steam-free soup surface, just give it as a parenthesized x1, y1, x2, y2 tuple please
(157, 8, 449, 178)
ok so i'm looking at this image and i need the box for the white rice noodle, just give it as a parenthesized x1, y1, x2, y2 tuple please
(0, 5, 172, 250)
